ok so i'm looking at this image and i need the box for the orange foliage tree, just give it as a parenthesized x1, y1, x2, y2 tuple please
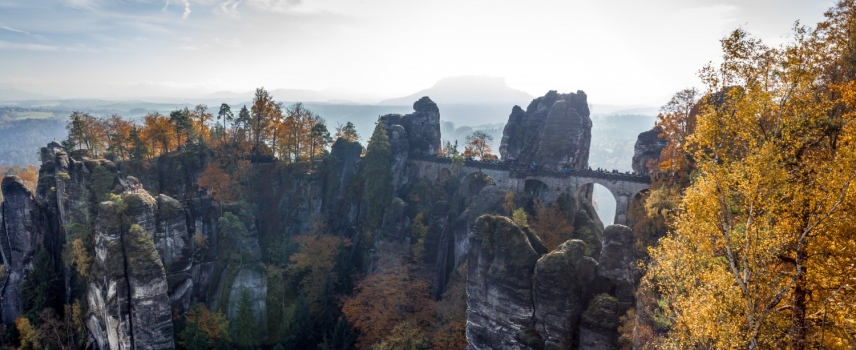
(342, 265, 436, 348)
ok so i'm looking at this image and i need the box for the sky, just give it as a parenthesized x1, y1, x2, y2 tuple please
(0, 0, 836, 105)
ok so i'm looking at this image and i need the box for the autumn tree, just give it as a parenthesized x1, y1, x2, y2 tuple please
(181, 304, 230, 350)
(250, 87, 279, 156)
(462, 130, 494, 160)
(530, 200, 575, 251)
(191, 104, 213, 143)
(128, 126, 148, 160)
(647, 7, 856, 348)
(342, 265, 436, 348)
(104, 114, 134, 160)
(288, 227, 352, 312)
(65, 111, 106, 155)
(363, 122, 393, 229)
(142, 112, 176, 155)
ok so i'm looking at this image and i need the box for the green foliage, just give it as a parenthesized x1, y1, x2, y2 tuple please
(371, 322, 431, 350)
(21, 249, 62, 322)
(410, 212, 428, 262)
(363, 122, 393, 229)
(218, 211, 250, 265)
(232, 289, 257, 350)
(90, 165, 116, 202)
(170, 108, 195, 146)
(512, 208, 528, 228)
(281, 295, 314, 350)
(129, 126, 148, 160)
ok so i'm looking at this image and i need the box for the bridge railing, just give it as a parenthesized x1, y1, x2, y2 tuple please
(408, 153, 651, 184)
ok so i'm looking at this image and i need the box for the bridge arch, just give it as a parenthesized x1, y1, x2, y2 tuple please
(461, 171, 496, 197)
(524, 179, 551, 202)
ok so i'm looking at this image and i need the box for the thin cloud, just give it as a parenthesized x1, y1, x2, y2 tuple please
(182, 0, 191, 19)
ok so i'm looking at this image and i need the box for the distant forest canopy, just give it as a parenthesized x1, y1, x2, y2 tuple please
(0, 102, 655, 172)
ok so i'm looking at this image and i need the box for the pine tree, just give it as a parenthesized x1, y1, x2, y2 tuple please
(181, 316, 208, 350)
(363, 122, 393, 229)
(283, 295, 313, 350)
(232, 289, 256, 350)
(21, 249, 62, 322)
(128, 126, 148, 160)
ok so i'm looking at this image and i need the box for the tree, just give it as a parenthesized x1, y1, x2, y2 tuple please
(128, 126, 148, 160)
(198, 163, 236, 204)
(191, 104, 213, 143)
(105, 114, 133, 160)
(218, 212, 249, 265)
(281, 295, 313, 350)
(463, 130, 494, 160)
(363, 122, 394, 229)
(335, 122, 360, 142)
(250, 87, 279, 155)
(65, 111, 106, 155)
(310, 121, 333, 162)
(342, 265, 435, 348)
(142, 112, 176, 155)
(182, 304, 230, 350)
(646, 8, 856, 348)
(232, 289, 256, 350)
(530, 200, 575, 251)
(170, 108, 195, 146)
(288, 229, 351, 312)
(217, 103, 234, 144)
(21, 249, 62, 322)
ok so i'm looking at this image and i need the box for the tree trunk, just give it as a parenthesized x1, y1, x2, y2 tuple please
(792, 245, 807, 350)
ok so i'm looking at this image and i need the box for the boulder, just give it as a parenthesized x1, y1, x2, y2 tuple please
(579, 294, 620, 350)
(631, 126, 667, 174)
(466, 215, 542, 350)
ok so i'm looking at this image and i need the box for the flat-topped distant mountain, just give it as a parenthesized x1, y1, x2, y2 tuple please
(380, 76, 533, 106)
(0, 88, 58, 102)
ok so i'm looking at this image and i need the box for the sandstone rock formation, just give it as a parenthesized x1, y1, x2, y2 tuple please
(378, 96, 442, 193)
(0, 176, 47, 324)
(466, 223, 635, 350)
(466, 215, 542, 350)
(500, 91, 592, 170)
(533, 240, 597, 349)
(87, 200, 175, 350)
(631, 126, 667, 174)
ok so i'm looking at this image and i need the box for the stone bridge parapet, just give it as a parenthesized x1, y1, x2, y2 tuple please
(408, 155, 650, 225)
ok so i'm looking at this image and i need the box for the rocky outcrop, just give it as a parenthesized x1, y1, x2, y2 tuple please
(533, 240, 597, 349)
(87, 200, 175, 350)
(322, 138, 363, 231)
(424, 201, 452, 299)
(500, 91, 592, 170)
(380, 197, 410, 242)
(579, 294, 620, 350)
(226, 265, 267, 336)
(631, 126, 666, 174)
(466, 219, 634, 350)
(0, 176, 48, 325)
(466, 215, 543, 350)
(378, 97, 442, 193)
(155, 195, 194, 314)
(597, 225, 635, 311)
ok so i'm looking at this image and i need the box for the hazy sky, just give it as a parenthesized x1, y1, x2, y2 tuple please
(0, 0, 834, 105)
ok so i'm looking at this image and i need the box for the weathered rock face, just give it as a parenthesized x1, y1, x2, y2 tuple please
(225, 265, 268, 337)
(0, 176, 47, 325)
(322, 138, 363, 231)
(500, 91, 592, 170)
(466, 215, 542, 350)
(155, 195, 194, 314)
(533, 240, 597, 349)
(579, 294, 620, 350)
(380, 197, 410, 242)
(465, 219, 635, 350)
(631, 126, 667, 174)
(424, 200, 452, 299)
(379, 97, 442, 193)
(87, 201, 175, 350)
(597, 224, 636, 311)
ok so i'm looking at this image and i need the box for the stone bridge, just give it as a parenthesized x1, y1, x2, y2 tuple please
(408, 156, 650, 225)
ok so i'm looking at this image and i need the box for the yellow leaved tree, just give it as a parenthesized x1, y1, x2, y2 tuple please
(646, 2, 856, 348)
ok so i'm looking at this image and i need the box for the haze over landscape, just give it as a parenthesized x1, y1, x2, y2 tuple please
(2, 1, 856, 350)
(0, 0, 831, 105)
